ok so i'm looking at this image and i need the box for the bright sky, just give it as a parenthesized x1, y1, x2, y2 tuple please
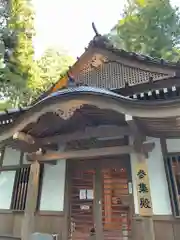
(33, 0, 180, 59)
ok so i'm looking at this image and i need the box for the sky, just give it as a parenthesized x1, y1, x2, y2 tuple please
(32, 0, 180, 59)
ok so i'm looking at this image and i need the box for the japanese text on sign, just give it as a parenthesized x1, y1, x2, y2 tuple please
(138, 182, 149, 193)
(137, 169, 146, 179)
(137, 168, 152, 211)
(140, 197, 151, 209)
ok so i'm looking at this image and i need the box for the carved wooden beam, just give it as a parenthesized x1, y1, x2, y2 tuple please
(13, 132, 35, 145)
(13, 125, 131, 147)
(40, 125, 131, 145)
(27, 142, 154, 162)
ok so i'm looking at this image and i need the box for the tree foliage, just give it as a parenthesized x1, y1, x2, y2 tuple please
(113, 0, 180, 61)
(0, 0, 36, 107)
(0, 1, 75, 108)
(30, 48, 75, 97)
(8, 0, 36, 105)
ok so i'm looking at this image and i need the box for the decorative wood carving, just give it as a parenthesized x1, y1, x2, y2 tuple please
(91, 54, 108, 68)
(54, 103, 84, 120)
(2, 88, 180, 144)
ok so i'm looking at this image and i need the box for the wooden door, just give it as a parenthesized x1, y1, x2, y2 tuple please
(69, 160, 95, 240)
(69, 157, 133, 240)
(100, 158, 132, 240)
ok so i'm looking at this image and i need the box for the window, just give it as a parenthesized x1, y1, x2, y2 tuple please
(0, 147, 44, 211)
(11, 165, 44, 211)
(166, 154, 180, 216)
(0, 171, 16, 209)
(0, 165, 43, 211)
(11, 166, 30, 210)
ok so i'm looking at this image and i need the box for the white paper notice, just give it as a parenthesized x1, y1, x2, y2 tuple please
(87, 189, 94, 200)
(79, 189, 86, 200)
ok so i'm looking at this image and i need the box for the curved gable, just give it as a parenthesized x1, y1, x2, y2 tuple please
(42, 36, 179, 100)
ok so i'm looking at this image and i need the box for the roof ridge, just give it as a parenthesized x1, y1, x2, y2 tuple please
(89, 34, 180, 68)
(32, 23, 180, 105)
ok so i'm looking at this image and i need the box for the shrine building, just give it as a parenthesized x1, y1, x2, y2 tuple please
(0, 26, 180, 240)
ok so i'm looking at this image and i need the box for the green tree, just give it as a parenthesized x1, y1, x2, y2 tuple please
(0, 0, 22, 107)
(0, 1, 75, 108)
(114, 0, 180, 61)
(0, 0, 37, 107)
(30, 48, 75, 96)
(8, 0, 37, 106)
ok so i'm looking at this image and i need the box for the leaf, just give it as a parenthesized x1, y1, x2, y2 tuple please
(110, 0, 180, 61)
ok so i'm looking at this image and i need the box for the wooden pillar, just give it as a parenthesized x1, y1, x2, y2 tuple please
(62, 161, 71, 240)
(125, 115, 155, 240)
(21, 161, 40, 240)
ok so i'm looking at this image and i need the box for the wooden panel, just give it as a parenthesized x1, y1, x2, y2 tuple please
(35, 215, 64, 235)
(12, 214, 23, 237)
(132, 220, 144, 240)
(0, 214, 13, 235)
(0, 213, 64, 237)
(3, 212, 180, 239)
(0, 238, 20, 240)
(173, 222, 180, 240)
(132, 219, 180, 240)
(154, 221, 174, 240)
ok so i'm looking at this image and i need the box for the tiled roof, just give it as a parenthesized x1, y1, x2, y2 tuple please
(89, 34, 180, 68)
(1, 30, 180, 120)
(34, 29, 180, 103)
(1, 87, 180, 142)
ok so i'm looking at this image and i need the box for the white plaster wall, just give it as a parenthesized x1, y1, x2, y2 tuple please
(130, 137, 172, 215)
(147, 137, 172, 215)
(3, 147, 20, 166)
(166, 138, 180, 152)
(39, 160, 66, 211)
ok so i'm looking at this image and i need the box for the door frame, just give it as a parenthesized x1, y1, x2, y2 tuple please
(62, 160, 71, 240)
(65, 157, 134, 240)
(93, 162, 104, 239)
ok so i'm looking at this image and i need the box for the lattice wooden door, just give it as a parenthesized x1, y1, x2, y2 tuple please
(69, 161, 95, 240)
(69, 158, 132, 240)
(102, 167, 132, 240)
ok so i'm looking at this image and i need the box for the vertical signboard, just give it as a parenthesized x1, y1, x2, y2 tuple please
(136, 158, 153, 216)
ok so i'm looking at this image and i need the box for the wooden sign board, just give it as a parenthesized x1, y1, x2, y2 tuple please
(136, 159, 153, 216)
